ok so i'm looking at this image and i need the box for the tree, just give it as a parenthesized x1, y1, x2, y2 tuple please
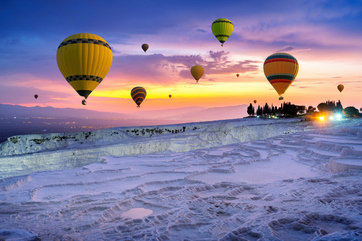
(307, 106, 316, 114)
(342, 107, 359, 118)
(247, 103, 255, 116)
(336, 100, 343, 112)
(256, 106, 262, 116)
(263, 103, 270, 115)
(317, 103, 328, 112)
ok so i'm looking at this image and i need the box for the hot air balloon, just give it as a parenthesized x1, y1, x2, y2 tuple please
(169, 94, 172, 98)
(131, 86, 147, 107)
(211, 18, 233, 46)
(34, 94, 38, 99)
(82, 99, 87, 105)
(191, 65, 204, 83)
(337, 84, 344, 92)
(253, 100, 257, 104)
(263, 52, 299, 98)
(56, 33, 113, 101)
(236, 74, 239, 77)
(142, 43, 149, 52)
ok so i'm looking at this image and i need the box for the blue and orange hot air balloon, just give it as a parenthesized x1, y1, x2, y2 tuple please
(263, 53, 299, 98)
(131, 86, 147, 107)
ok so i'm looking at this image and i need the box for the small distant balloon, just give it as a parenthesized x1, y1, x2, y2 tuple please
(82, 99, 87, 105)
(254, 100, 257, 104)
(279, 96, 284, 100)
(337, 84, 344, 92)
(131, 86, 147, 107)
(190, 65, 204, 83)
(34, 94, 38, 99)
(236, 74, 239, 77)
(142, 43, 149, 52)
(169, 94, 172, 98)
(211, 18, 233, 46)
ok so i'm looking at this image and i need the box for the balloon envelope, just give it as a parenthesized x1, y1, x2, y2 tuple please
(169, 94, 172, 98)
(191, 65, 204, 83)
(263, 53, 299, 96)
(142, 43, 149, 52)
(131, 86, 147, 107)
(236, 74, 239, 77)
(337, 84, 344, 92)
(211, 18, 233, 46)
(34, 94, 38, 99)
(253, 100, 257, 104)
(56, 33, 113, 99)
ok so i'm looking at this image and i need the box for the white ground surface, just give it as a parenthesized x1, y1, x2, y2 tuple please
(0, 118, 361, 240)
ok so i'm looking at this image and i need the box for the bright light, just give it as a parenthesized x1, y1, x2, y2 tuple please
(319, 116, 325, 121)
(330, 116, 335, 120)
(335, 114, 342, 119)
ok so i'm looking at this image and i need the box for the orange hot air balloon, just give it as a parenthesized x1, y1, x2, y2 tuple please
(190, 65, 204, 83)
(34, 94, 38, 99)
(236, 74, 239, 77)
(337, 84, 344, 92)
(131, 86, 147, 107)
(263, 53, 299, 97)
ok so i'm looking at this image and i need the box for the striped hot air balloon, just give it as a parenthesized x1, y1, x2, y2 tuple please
(131, 86, 147, 107)
(211, 18, 233, 46)
(263, 53, 299, 97)
(56, 33, 113, 100)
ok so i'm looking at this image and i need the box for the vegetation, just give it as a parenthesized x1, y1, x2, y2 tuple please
(247, 102, 306, 118)
(246, 99, 361, 120)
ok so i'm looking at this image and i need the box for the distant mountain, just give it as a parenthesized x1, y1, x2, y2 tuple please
(0, 104, 132, 119)
(0, 104, 248, 121)
(172, 105, 248, 122)
(130, 106, 206, 119)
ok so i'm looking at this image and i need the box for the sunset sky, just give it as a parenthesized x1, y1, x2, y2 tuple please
(1, 0, 361, 115)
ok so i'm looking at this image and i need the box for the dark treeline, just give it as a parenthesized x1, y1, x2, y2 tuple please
(315, 100, 343, 113)
(247, 102, 306, 117)
(246, 100, 354, 118)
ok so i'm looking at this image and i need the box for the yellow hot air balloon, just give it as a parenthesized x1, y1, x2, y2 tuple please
(190, 65, 204, 83)
(211, 18, 233, 46)
(142, 43, 149, 52)
(56, 33, 113, 100)
(263, 53, 299, 97)
(337, 84, 344, 92)
(131, 86, 147, 107)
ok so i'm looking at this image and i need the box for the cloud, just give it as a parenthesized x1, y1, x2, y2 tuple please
(277, 46, 294, 52)
(110, 51, 260, 84)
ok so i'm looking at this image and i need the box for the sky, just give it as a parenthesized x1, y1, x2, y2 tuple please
(1, 0, 362, 115)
